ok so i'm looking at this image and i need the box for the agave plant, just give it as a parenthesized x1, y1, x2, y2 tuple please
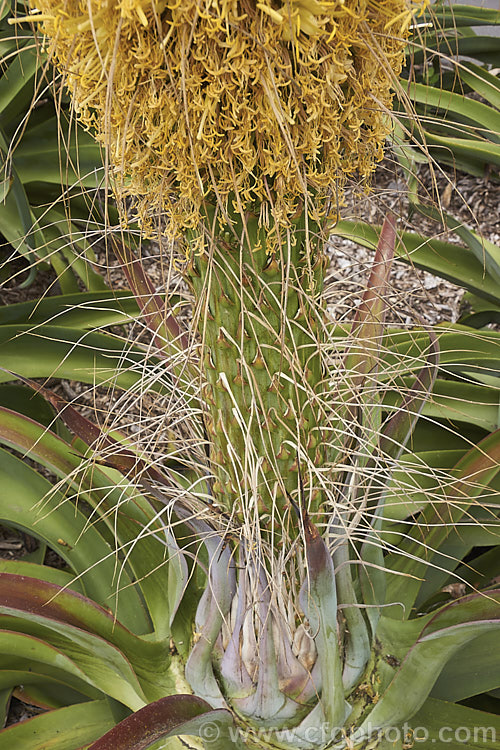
(0, 0, 499, 747)
(0, 222, 499, 749)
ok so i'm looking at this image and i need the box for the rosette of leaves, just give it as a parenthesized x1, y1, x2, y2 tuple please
(1, 0, 499, 748)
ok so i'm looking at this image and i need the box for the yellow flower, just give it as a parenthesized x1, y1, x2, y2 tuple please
(22, 0, 422, 235)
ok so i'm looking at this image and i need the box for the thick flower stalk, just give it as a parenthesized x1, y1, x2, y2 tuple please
(187, 208, 327, 527)
(20, 0, 422, 524)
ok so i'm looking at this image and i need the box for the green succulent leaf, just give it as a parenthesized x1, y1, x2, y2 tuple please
(420, 3, 500, 29)
(0, 324, 162, 391)
(0, 407, 182, 638)
(0, 446, 150, 631)
(0, 558, 84, 593)
(0, 699, 128, 749)
(379, 329, 439, 460)
(385, 428, 500, 613)
(363, 592, 500, 735)
(459, 62, 500, 110)
(404, 81, 500, 145)
(301, 516, 345, 727)
(11, 115, 104, 188)
(407, 697, 500, 750)
(0, 290, 140, 329)
(0, 46, 38, 116)
(383, 378, 500, 433)
(410, 35, 500, 67)
(0, 688, 11, 728)
(0, 600, 148, 710)
(0, 573, 175, 701)
(0, 629, 104, 700)
(432, 630, 500, 702)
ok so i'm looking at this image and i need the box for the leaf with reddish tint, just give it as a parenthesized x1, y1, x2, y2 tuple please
(0, 447, 151, 632)
(379, 327, 439, 460)
(299, 514, 344, 728)
(11, 375, 172, 486)
(88, 694, 243, 750)
(0, 573, 174, 701)
(345, 213, 396, 384)
(331, 214, 398, 468)
(0, 407, 182, 639)
(111, 238, 190, 352)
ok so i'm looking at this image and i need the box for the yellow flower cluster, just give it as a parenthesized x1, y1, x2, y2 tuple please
(25, 0, 423, 234)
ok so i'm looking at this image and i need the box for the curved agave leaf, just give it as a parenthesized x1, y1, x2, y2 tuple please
(358, 591, 500, 737)
(0, 572, 175, 708)
(385, 447, 500, 521)
(419, 3, 500, 29)
(386, 326, 500, 384)
(0, 405, 189, 638)
(383, 378, 500, 433)
(414, 516, 500, 612)
(404, 81, 500, 147)
(11, 114, 104, 188)
(0, 43, 38, 119)
(460, 61, 500, 110)
(0, 290, 140, 328)
(0, 573, 176, 699)
(0, 629, 103, 701)
(329, 323, 500, 386)
(0, 445, 151, 631)
(459, 293, 500, 328)
(0, 324, 163, 391)
(0, 2, 119, 291)
(0, 557, 84, 592)
(0, 383, 66, 432)
(454, 545, 500, 588)
(407, 696, 500, 750)
(379, 328, 439, 461)
(411, 33, 500, 67)
(385, 428, 500, 613)
(432, 629, 500, 702)
(0, 698, 128, 749)
(0, 618, 147, 711)
(331, 221, 500, 306)
(87, 695, 244, 750)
